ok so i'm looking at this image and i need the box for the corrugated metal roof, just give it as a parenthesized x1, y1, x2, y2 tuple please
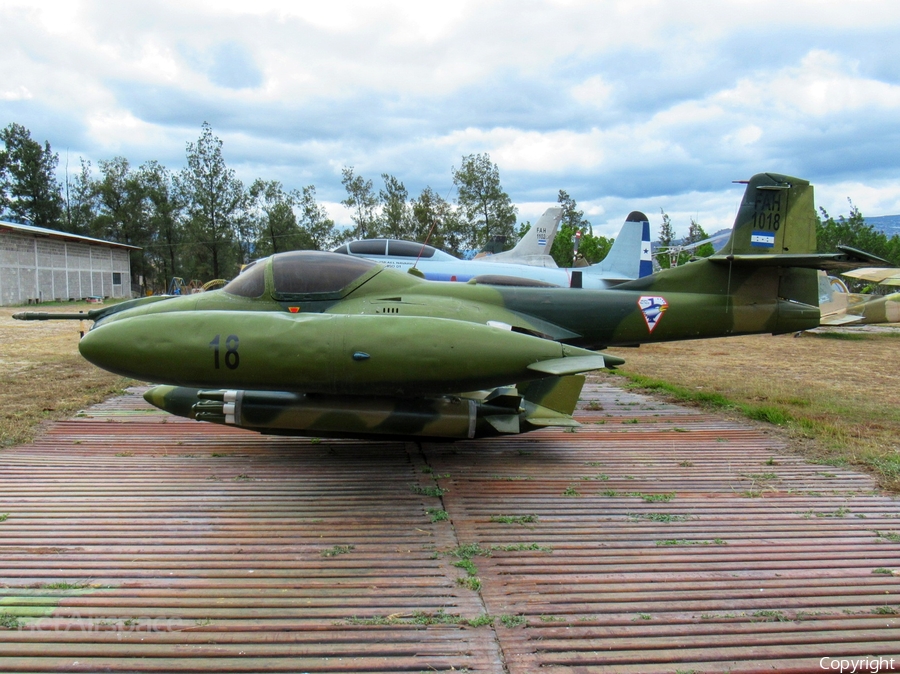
(0, 380, 897, 672)
(0, 220, 141, 250)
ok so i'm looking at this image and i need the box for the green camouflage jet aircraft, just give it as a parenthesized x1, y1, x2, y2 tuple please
(14, 173, 884, 441)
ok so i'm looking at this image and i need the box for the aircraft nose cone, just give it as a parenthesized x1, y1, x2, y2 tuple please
(78, 321, 134, 378)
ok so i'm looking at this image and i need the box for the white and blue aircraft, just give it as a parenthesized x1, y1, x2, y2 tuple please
(332, 208, 653, 288)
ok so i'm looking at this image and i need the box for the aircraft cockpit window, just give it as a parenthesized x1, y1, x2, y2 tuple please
(333, 244, 349, 254)
(348, 240, 387, 255)
(386, 241, 435, 258)
(272, 251, 378, 296)
(223, 260, 266, 298)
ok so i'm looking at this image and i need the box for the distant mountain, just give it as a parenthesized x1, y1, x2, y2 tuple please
(865, 215, 900, 238)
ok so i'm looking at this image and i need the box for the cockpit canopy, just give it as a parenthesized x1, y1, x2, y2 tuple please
(223, 251, 379, 300)
(333, 239, 457, 261)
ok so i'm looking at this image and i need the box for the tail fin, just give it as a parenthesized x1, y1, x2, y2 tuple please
(585, 211, 652, 281)
(484, 206, 562, 266)
(718, 172, 816, 255)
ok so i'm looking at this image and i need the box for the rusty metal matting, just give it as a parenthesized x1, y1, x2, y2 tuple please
(0, 379, 897, 673)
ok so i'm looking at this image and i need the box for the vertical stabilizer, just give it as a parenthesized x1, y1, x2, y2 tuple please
(484, 206, 563, 267)
(719, 173, 816, 255)
(586, 211, 652, 280)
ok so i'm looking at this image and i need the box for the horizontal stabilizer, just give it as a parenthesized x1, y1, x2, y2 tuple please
(709, 247, 888, 271)
(527, 354, 610, 376)
(820, 313, 864, 326)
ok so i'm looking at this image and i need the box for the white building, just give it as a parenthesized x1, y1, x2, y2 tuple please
(0, 220, 138, 306)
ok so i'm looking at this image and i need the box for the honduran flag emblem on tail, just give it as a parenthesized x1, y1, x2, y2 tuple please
(538, 239, 547, 246)
(751, 231, 775, 247)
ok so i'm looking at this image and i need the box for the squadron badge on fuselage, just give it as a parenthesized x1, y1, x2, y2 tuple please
(638, 296, 668, 332)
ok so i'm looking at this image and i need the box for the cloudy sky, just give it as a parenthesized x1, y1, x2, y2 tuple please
(2, 0, 900, 238)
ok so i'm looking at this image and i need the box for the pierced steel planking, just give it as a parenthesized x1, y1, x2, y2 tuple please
(0, 380, 897, 673)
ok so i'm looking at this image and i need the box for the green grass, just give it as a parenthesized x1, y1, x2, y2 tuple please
(609, 367, 900, 492)
(411, 484, 445, 497)
(490, 514, 538, 525)
(321, 544, 355, 557)
(426, 508, 449, 522)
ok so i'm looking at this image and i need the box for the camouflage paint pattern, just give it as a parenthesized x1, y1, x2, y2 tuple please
(14, 173, 885, 440)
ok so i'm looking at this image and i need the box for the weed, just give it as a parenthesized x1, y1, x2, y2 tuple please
(210, 452, 225, 457)
(811, 331, 867, 341)
(41, 582, 87, 590)
(873, 605, 898, 615)
(115, 451, 133, 457)
(716, 437, 729, 443)
(656, 539, 726, 547)
(633, 613, 652, 620)
(745, 472, 778, 481)
(490, 514, 538, 525)
(672, 427, 688, 433)
(499, 614, 526, 628)
(0, 513, 8, 523)
(585, 401, 604, 410)
(195, 617, 212, 626)
(622, 418, 640, 424)
(451, 543, 492, 559)
(751, 610, 787, 622)
(872, 568, 894, 575)
(309, 438, 321, 444)
(628, 512, 693, 523)
(321, 544, 355, 557)
(600, 489, 618, 497)
(232, 473, 252, 481)
(492, 543, 553, 553)
(539, 615, 565, 622)
(817, 472, 837, 478)
(456, 576, 482, 592)
(679, 460, 694, 467)
(874, 531, 900, 543)
(467, 614, 494, 627)
(421, 466, 433, 474)
(453, 559, 478, 576)
(584, 461, 604, 467)
(562, 485, 581, 497)
(580, 474, 609, 481)
(411, 484, 445, 497)
(426, 508, 449, 523)
(489, 475, 533, 481)
(0, 612, 20, 630)
(641, 492, 676, 503)
(765, 457, 778, 466)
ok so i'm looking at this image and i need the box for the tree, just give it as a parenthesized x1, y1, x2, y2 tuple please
(247, 179, 304, 257)
(379, 173, 411, 239)
(656, 208, 675, 269)
(177, 122, 245, 279)
(452, 153, 517, 251)
(0, 122, 63, 228)
(687, 218, 715, 258)
(341, 166, 378, 239)
(64, 158, 98, 236)
(139, 161, 184, 289)
(550, 189, 611, 266)
(409, 186, 462, 254)
(93, 156, 155, 293)
(297, 185, 343, 250)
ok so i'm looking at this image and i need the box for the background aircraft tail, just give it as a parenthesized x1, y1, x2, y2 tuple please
(484, 206, 562, 267)
(583, 211, 652, 281)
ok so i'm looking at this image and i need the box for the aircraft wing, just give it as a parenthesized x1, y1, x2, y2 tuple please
(842, 267, 900, 286)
